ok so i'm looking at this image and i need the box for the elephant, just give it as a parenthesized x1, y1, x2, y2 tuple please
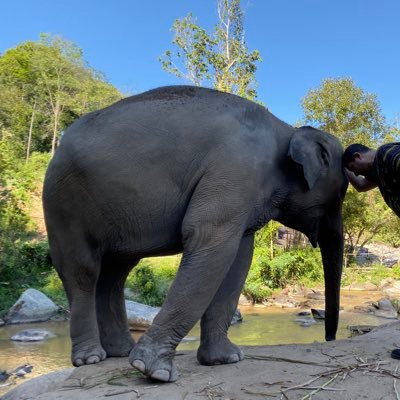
(42, 85, 348, 382)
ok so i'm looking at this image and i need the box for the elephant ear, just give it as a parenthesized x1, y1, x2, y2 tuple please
(288, 126, 330, 190)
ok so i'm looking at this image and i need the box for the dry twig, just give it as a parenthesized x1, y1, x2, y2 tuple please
(104, 388, 140, 397)
(245, 354, 333, 368)
(301, 374, 339, 400)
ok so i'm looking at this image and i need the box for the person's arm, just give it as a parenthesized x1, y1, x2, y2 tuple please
(345, 169, 378, 192)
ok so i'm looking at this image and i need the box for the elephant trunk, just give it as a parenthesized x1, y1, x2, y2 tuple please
(318, 210, 344, 341)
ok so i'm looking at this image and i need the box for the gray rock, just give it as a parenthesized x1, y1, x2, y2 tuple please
(124, 288, 138, 301)
(373, 298, 398, 319)
(238, 294, 252, 306)
(378, 298, 396, 311)
(5, 289, 59, 324)
(231, 308, 243, 325)
(379, 278, 395, 290)
(297, 311, 311, 316)
(1, 368, 74, 400)
(393, 281, 400, 289)
(374, 309, 398, 319)
(270, 294, 299, 308)
(306, 291, 325, 301)
(125, 300, 160, 330)
(11, 328, 56, 342)
(344, 283, 378, 291)
(125, 301, 242, 331)
(353, 304, 375, 314)
(311, 309, 325, 320)
(0, 318, 5, 326)
(295, 317, 316, 327)
(383, 287, 400, 299)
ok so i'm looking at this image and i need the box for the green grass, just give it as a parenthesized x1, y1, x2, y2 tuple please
(341, 263, 400, 287)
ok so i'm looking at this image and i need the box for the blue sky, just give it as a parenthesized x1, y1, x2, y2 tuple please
(1, 0, 399, 125)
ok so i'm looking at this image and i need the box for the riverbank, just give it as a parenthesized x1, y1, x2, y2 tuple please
(4, 320, 400, 400)
(0, 290, 393, 398)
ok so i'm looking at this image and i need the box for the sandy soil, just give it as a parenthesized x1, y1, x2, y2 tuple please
(4, 320, 400, 400)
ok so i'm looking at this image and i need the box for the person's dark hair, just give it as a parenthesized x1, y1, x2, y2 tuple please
(343, 143, 372, 165)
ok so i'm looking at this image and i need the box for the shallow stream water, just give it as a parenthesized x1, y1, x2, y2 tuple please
(0, 290, 390, 396)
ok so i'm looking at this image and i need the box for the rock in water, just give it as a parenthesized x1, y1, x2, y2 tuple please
(231, 308, 243, 325)
(11, 329, 56, 342)
(373, 298, 398, 319)
(125, 300, 161, 330)
(0, 370, 10, 383)
(5, 289, 59, 324)
(311, 309, 326, 320)
(13, 364, 33, 377)
(295, 317, 316, 327)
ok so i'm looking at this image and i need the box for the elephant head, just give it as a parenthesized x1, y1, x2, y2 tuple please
(277, 126, 348, 340)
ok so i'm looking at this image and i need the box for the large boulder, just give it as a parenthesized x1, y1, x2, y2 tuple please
(5, 289, 59, 324)
(125, 300, 243, 330)
(373, 298, 398, 319)
(125, 300, 160, 330)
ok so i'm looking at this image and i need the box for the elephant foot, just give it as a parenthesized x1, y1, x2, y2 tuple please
(129, 334, 177, 382)
(72, 339, 107, 367)
(197, 336, 244, 366)
(101, 333, 135, 357)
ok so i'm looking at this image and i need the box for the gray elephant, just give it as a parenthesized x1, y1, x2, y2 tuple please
(43, 86, 348, 382)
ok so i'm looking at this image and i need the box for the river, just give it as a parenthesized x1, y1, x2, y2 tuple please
(0, 290, 390, 396)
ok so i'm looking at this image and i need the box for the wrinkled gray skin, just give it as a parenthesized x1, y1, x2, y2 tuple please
(43, 86, 348, 382)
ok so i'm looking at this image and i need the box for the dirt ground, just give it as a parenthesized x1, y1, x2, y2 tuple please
(4, 320, 400, 400)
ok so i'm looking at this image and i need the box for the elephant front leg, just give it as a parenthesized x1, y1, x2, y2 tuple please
(129, 222, 244, 382)
(197, 234, 254, 366)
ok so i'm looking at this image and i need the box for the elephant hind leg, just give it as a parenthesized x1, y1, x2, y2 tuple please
(96, 257, 138, 357)
(49, 233, 106, 366)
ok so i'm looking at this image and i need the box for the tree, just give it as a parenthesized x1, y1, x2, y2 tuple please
(301, 78, 386, 148)
(160, 0, 261, 100)
(342, 189, 392, 257)
(0, 35, 123, 156)
(301, 78, 393, 257)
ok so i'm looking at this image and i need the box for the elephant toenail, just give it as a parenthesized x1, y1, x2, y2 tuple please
(228, 354, 239, 363)
(86, 355, 100, 364)
(151, 369, 170, 382)
(132, 360, 146, 373)
(74, 358, 84, 367)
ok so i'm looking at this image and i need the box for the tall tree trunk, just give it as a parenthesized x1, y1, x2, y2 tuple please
(51, 103, 60, 156)
(26, 101, 36, 162)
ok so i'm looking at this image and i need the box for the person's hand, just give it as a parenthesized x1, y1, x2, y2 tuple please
(345, 168, 377, 192)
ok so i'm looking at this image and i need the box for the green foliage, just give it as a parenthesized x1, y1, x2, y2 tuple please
(342, 263, 400, 287)
(160, 0, 261, 100)
(263, 247, 323, 288)
(0, 240, 53, 315)
(376, 217, 400, 248)
(301, 77, 386, 148)
(343, 188, 392, 256)
(0, 35, 124, 313)
(0, 34, 123, 156)
(243, 247, 273, 302)
(125, 258, 179, 306)
(41, 270, 68, 308)
(244, 246, 323, 303)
